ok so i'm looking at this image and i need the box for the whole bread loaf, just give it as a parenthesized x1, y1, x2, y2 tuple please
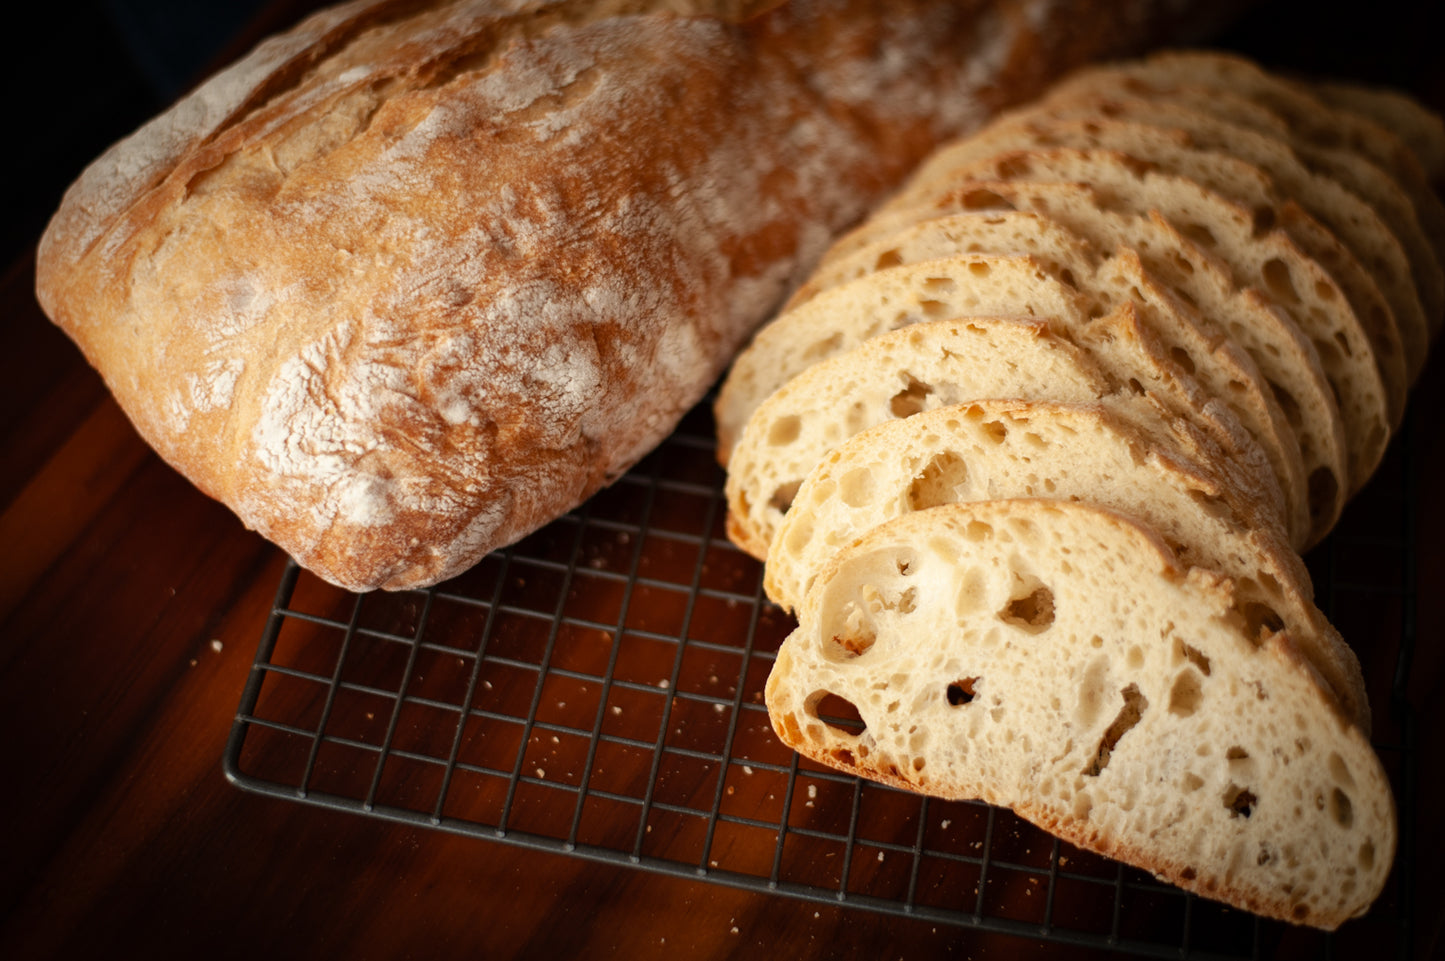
(35, 0, 1219, 591)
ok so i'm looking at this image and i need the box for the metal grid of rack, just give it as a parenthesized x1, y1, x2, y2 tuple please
(225, 400, 1416, 959)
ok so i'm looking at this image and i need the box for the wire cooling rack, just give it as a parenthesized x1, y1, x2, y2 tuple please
(224, 398, 1417, 959)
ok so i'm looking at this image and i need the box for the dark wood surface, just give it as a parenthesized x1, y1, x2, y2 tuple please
(2, 2, 1443, 958)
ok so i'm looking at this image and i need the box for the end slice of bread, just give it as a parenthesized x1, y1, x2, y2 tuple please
(765, 498, 1395, 929)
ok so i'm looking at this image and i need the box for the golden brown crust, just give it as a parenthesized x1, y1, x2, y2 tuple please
(35, 0, 1210, 589)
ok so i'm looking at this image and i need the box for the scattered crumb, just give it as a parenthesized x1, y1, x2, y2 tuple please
(611, 705, 622, 715)
(535, 768, 546, 779)
(941, 820, 951, 830)
(551, 735, 560, 744)
(188, 658, 198, 667)
(877, 851, 885, 862)
(658, 679, 670, 689)
(210, 639, 223, 653)
(807, 784, 817, 799)
(713, 703, 726, 714)
(730, 927, 739, 935)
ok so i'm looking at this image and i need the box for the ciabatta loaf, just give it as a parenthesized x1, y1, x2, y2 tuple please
(35, 0, 1209, 591)
(765, 499, 1395, 928)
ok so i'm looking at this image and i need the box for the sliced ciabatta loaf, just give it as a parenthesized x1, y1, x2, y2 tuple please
(765, 498, 1395, 929)
(720, 249, 1306, 546)
(1310, 79, 1445, 181)
(1050, 58, 1445, 330)
(816, 181, 1324, 540)
(726, 301, 1292, 563)
(1017, 90, 1433, 370)
(793, 197, 1343, 540)
(889, 147, 1399, 460)
(907, 104, 1423, 385)
(763, 400, 1369, 729)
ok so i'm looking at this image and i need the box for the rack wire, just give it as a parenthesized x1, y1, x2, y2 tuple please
(225, 399, 1417, 959)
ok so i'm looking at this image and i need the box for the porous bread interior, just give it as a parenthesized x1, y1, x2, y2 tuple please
(762, 399, 1368, 729)
(1049, 57, 1445, 329)
(888, 145, 1392, 496)
(786, 196, 1333, 540)
(724, 312, 1112, 557)
(765, 499, 1395, 929)
(1005, 88, 1432, 376)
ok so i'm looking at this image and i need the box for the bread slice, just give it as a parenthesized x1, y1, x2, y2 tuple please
(824, 180, 1326, 540)
(797, 201, 1344, 541)
(892, 147, 1398, 457)
(765, 498, 1395, 929)
(918, 100, 1425, 386)
(783, 210, 1099, 312)
(725, 297, 1293, 561)
(1051, 58, 1445, 331)
(763, 399, 1369, 729)
(1311, 78, 1445, 181)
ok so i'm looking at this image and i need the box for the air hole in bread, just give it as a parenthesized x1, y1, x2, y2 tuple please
(1333, 329, 1353, 359)
(889, 375, 934, 418)
(1177, 641, 1211, 676)
(996, 155, 1033, 178)
(1182, 773, 1204, 794)
(964, 520, 993, 543)
(1329, 752, 1356, 789)
(998, 584, 1055, 633)
(1261, 257, 1300, 304)
(1315, 279, 1337, 302)
(1083, 683, 1147, 777)
(1309, 467, 1341, 525)
(1180, 222, 1217, 249)
(1359, 839, 1375, 871)
(919, 299, 950, 319)
(807, 690, 866, 738)
(768, 481, 800, 514)
(1180, 866, 1198, 881)
(767, 415, 801, 446)
(1267, 379, 1303, 430)
(874, 249, 904, 270)
(924, 276, 958, 294)
(946, 677, 979, 705)
(1169, 346, 1196, 375)
(1224, 783, 1257, 818)
(1120, 154, 1153, 179)
(1167, 250, 1196, 277)
(803, 332, 843, 363)
(1330, 788, 1354, 829)
(1059, 268, 1078, 289)
(907, 450, 967, 511)
(980, 420, 1008, 444)
(1239, 600, 1286, 642)
(1251, 204, 1277, 235)
(962, 188, 1013, 211)
(838, 467, 876, 508)
(1168, 669, 1204, 717)
(964, 261, 992, 280)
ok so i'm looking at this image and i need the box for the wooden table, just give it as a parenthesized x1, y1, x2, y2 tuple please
(3, 2, 1443, 958)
